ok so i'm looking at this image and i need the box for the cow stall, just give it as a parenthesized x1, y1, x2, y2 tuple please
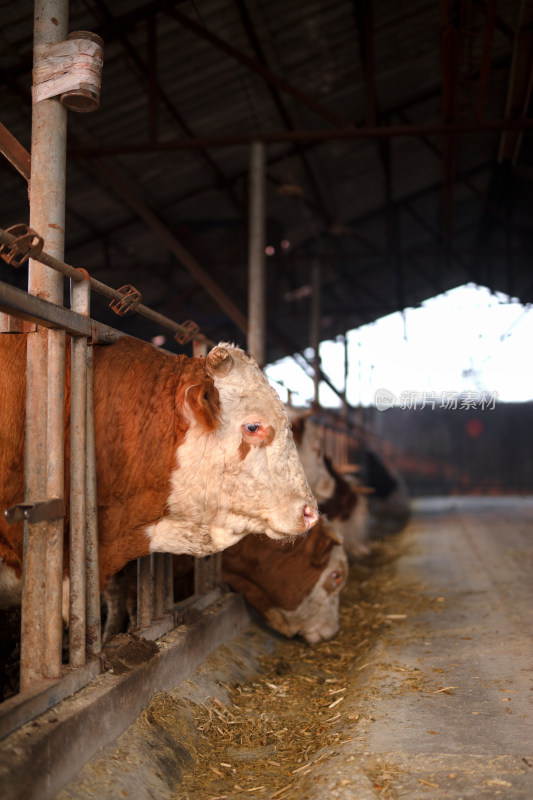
(0, 3, 326, 792)
(0, 0, 246, 782)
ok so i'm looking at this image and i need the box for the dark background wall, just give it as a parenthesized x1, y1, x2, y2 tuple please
(366, 401, 533, 497)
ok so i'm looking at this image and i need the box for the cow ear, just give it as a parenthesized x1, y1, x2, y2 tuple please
(323, 523, 343, 545)
(182, 379, 220, 432)
(310, 533, 335, 568)
(206, 346, 234, 376)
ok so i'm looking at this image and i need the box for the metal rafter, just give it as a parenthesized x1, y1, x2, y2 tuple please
(69, 118, 533, 154)
(233, 0, 336, 228)
(352, 0, 378, 127)
(3, 92, 249, 334)
(440, 0, 460, 265)
(162, 3, 352, 129)
(477, 0, 497, 120)
(497, 0, 533, 164)
(394, 108, 529, 236)
(85, 0, 243, 212)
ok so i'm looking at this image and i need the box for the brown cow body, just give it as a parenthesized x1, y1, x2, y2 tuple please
(222, 516, 348, 643)
(0, 335, 317, 603)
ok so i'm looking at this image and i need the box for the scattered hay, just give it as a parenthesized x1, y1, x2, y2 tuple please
(170, 537, 425, 800)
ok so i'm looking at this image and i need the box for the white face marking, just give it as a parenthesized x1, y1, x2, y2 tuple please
(147, 344, 317, 557)
(264, 544, 348, 643)
(289, 414, 335, 503)
(0, 558, 21, 609)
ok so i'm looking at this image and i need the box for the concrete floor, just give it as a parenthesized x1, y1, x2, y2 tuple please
(55, 498, 533, 799)
(304, 497, 533, 799)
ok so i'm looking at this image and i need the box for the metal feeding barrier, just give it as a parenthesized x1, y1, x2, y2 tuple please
(0, 223, 222, 742)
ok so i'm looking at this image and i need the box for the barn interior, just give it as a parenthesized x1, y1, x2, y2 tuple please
(1, 1, 532, 798)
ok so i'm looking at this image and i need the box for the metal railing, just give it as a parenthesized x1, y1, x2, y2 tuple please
(0, 232, 222, 740)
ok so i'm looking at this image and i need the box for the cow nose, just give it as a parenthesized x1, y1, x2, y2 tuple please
(303, 504, 319, 530)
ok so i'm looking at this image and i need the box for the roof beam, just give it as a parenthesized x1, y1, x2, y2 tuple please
(352, 0, 378, 127)
(94, 159, 248, 332)
(232, 0, 335, 228)
(86, 0, 243, 213)
(162, 4, 352, 129)
(477, 0, 497, 120)
(4, 118, 248, 333)
(497, 0, 533, 164)
(70, 117, 533, 155)
(0, 122, 31, 181)
(439, 0, 460, 264)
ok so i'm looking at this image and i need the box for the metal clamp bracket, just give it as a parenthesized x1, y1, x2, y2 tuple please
(174, 319, 200, 345)
(109, 284, 142, 316)
(0, 224, 44, 267)
(5, 497, 65, 525)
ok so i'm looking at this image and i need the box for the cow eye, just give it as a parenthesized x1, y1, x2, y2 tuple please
(330, 571, 341, 583)
(243, 423, 261, 434)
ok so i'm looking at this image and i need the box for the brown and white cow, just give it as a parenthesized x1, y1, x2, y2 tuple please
(222, 516, 348, 643)
(0, 335, 318, 602)
(286, 410, 335, 503)
(319, 456, 371, 559)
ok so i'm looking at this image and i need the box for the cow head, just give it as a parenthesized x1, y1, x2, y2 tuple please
(149, 344, 318, 557)
(222, 518, 348, 644)
(287, 410, 336, 503)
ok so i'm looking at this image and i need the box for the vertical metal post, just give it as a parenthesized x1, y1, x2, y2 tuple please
(0, 314, 26, 332)
(194, 556, 213, 595)
(310, 260, 321, 408)
(69, 276, 89, 667)
(151, 553, 165, 619)
(163, 554, 174, 610)
(342, 332, 349, 420)
(193, 339, 208, 358)
(137, 556, 152, 628)
(43, 326, 66, 678)
(247, 140, 266, 366)
(20, 0, 69, 691)
(212, 553, 222, 587)
(86, 338, 101, 656)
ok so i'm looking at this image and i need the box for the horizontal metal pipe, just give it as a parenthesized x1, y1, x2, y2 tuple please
(0, 228, 213, 346)
(0, 280, 121, 342)
(69, 118, 533, 155)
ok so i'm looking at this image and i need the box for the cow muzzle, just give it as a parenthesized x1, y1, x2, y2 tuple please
(302, 621, 340, 644)
(265, 499, 319, 539)
(303, 504, 319, 530)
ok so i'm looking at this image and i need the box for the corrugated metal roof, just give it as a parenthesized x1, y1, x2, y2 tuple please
(1, 0, 532, 363)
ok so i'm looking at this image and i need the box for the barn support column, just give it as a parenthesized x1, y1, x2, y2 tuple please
(247, 141, 266, 367)
(85, 338, 101, 657)
(21, 0, 69, 690)
(69, 275, 89, 667)
(310, 260, 321, 408)
(342, 332, 349, 419)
